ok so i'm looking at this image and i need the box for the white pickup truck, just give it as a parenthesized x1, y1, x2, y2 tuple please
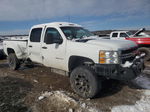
(109, 29, 150, 61)
(3, 22, 144, 98)
(109, 31, 133, 39)
(109, 28, 149, 39)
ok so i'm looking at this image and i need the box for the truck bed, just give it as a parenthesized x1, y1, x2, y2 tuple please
(3, 39, 28, 59)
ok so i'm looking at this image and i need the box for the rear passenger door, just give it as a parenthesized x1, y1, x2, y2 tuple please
(28, 28, 43, 63)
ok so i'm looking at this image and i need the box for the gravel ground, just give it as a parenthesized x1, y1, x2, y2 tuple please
(0, 60, 150, 112)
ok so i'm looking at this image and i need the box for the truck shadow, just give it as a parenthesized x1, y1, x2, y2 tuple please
(96, 79, 124, 98)
(19, 63, 41, 70)
(95, 72, 150, 99)
(127, 73, 150, 89)
(92, 79, 143, 112)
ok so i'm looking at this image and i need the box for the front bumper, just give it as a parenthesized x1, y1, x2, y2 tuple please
(94, 56, 144, 80)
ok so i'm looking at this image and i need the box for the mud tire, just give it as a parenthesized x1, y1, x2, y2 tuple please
(8, 53, 20, 70)
(70, 66, 101, 98)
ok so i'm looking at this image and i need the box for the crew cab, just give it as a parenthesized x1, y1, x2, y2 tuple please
(3, 22, 144, 98)
(110, 28, 150, 60)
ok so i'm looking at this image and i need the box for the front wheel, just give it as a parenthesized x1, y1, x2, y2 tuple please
(70, 66, 101, 98)
(7, 53, 20, 70)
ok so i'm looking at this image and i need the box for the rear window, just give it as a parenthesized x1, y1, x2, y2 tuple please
(112, 33, 118, 37)
(30, 28, 42, 42)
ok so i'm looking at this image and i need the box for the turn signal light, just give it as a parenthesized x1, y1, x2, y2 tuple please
(99, 58, 106, 64)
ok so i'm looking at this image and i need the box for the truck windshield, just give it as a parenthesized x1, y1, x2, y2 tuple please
(60, 27, 94, 40)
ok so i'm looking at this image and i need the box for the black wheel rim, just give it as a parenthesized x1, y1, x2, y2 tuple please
(74, 73, 90, 96)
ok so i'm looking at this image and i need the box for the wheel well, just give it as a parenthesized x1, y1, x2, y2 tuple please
(7, 48, 15, 55)
(68, 56, 94, 72)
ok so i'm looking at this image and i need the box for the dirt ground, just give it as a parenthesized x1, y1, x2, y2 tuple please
(0, 60, 150, 112)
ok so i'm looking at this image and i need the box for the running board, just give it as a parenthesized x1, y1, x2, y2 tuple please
(51, 68, 69, 76)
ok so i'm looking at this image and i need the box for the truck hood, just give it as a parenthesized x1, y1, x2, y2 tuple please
(133, 28, 145, 37)
(86, 38, 137, 50)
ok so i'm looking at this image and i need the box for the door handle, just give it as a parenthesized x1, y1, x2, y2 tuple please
(29, 45, 32, 48)
(42, 47, 47, 49)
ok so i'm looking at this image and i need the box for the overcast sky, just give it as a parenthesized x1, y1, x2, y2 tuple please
(0, 0, 150, 35)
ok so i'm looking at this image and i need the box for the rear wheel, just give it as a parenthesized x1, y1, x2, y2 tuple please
(70, 66, 101, 98)
(138, 47, 150, 61)
(8, 53, 20, 70)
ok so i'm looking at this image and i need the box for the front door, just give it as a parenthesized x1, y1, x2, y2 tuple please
(41, 27, 66, 70)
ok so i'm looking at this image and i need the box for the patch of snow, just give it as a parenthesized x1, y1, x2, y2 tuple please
(88, 107, 100, 112)
(38, 96, 45, 101)
(38, 91, 100, 112)
(143, 90, 150, 96)
(133, 75, 150, 89)
(111, 91, 150, 112)
(33, 79, 38, 83)
(38, 91, 77, 106)
(81, 103, 86, 108)
(38, 91, 53, 100)
(68, 108, 73, 112)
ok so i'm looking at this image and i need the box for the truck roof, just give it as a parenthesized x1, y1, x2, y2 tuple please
(111, 31, 129, 33)
(32, 22, 81, 28)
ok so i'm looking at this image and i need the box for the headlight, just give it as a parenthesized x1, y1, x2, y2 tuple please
(99, 51, 119, 64)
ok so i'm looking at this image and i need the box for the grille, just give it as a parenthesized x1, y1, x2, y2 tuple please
(120, 47, 138, 64)
(121, 47, 138, 55)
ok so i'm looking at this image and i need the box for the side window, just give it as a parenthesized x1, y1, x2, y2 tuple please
(30, 28, 42, 42)
(112, 33, 118, 37)
(44, 28, 62, 44)
(120, 33, 128, 37)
